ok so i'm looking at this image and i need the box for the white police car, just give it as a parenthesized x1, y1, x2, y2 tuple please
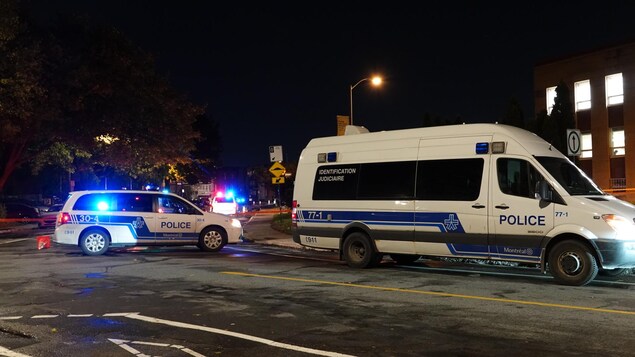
(53, 190, 243, 256)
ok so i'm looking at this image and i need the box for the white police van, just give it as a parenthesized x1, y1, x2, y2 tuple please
(54, 190, 243, 256)
(292, 123, 635, 286)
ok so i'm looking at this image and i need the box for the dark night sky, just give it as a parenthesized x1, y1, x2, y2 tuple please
(28, 1, 635, 167)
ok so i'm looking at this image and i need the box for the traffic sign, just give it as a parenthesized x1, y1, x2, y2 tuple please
(269, 162, 286, 177)
(269, 145, 283, 162)
(272, 177, 285, 184)
(567, 129, 581, 156)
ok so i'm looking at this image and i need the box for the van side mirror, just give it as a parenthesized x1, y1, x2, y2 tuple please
(535, 180, 552, 201)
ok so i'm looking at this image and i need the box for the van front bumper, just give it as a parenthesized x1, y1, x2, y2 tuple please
(593, 239, 635, 269)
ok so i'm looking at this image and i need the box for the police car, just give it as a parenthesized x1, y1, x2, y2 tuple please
(53, 190, 243, 256)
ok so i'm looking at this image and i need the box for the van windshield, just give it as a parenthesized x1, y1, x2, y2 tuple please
(536, 157, 604, 196)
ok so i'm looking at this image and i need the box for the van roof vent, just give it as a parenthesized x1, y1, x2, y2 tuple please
(345, 125, 370, 135)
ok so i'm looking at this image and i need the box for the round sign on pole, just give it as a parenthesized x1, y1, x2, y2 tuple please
(567, 129, 581, 156)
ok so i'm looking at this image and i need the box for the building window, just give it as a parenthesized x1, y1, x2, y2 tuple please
(611, 128, 625, 156)
(606, 73, 624, 106)
(546, 86, 557, 115)
(574, 80, 591, 111)
(581, 132, 592, 158)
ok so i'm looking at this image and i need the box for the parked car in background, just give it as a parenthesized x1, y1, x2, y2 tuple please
(3, 202, 39, 219)
(211, 194, 238, 215)
(39, 203, 63, 229)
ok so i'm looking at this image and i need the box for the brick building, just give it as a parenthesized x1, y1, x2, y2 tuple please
(534, 41, 635, 192)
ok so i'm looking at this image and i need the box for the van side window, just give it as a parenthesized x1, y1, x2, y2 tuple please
(417, 158, 484, 201)
(117, 193, 153, 212)
(313, 164, 360, 200)
(357, 161, 416, 199)
(416, 158, 484, 201)
(497, 158, 542, 198)
(157, 195, 196, 214)
(73, 193, 116, 211)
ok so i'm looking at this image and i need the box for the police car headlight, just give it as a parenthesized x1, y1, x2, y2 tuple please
(602, 214, 635, 238)
(231, 218, 242, 228)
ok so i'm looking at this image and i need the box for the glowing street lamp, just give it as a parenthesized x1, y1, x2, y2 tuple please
(349, 75, 382, 125)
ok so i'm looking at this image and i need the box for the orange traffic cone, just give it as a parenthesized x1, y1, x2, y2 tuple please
(37, 235, 51, 250)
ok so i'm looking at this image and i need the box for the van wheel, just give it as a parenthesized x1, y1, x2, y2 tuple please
(390, 254, 421, 265)
(547, 240, 598, 286)
(79, 229, 110, 256)
(343, 232, 382, 268)
(199, 227, 226, 252)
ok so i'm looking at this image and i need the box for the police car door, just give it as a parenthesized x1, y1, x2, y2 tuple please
(156, 195, 198, 244)
(414, 137, 491, 259)
(490, 156, 554, 263)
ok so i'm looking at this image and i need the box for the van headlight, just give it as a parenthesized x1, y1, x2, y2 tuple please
(602, 214, 635, 238)
(231, 218, 242, 228)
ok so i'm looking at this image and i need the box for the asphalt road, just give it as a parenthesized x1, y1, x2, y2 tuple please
(0, 222, 634, 356)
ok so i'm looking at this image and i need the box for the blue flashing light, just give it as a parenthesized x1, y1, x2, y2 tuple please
(226, 190, 235, 199)
(162, 189, 169, 194)
(327, 152, 337, 162)
(475, 142, 489, 154)
(97, 201, 109, 211)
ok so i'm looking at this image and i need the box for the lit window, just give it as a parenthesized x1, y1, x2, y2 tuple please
(606, 73, 624, 106)
(546, 86, 557, 115)
(574, 80, 591, 111)
(581, 133, 592, 158)
(611, 128, 625, 156)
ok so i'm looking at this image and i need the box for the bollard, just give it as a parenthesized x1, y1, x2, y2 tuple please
(37, 235, 51, 250)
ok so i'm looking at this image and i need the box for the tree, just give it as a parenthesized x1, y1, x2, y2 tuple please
(0, 5, 205, 192)
(540, 81, 575, 154)
(0, 0, 61, 192)
(502, 97, 525, 128)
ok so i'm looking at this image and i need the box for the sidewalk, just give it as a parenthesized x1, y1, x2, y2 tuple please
(240, 213, 300, 248)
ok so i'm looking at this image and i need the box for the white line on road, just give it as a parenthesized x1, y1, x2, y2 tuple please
(103, 312, 140, 317)
(126, 313, 357, 357)
(0, 239, 28, 245)
(67, 314, 93, 318)
(0, 317, 21, 320)
(0, 345, 31, 357)
(30, 315, 58, 319)
(108, 338, 205, 357)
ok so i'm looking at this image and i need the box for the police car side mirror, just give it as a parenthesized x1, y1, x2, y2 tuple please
(535, 180, 553, 202)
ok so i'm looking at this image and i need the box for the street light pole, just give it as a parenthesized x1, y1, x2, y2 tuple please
(349, 76, 382, 125)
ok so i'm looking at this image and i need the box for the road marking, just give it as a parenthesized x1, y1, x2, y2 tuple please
(67, 314, 93, 318)
(0, 317, 21, 320)
(125, 313, 356, 357)
(0, 239, 28, 245)
(222, 271, 635, 316)
(109, 338, 205, 357)
(0, 346, 31, 357)
(31, 315, 58, 319)
(103, 312, 139, 317)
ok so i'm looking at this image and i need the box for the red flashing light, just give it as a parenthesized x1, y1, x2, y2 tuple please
(291, 200, 297, 223)
(59, 212, 71, 225)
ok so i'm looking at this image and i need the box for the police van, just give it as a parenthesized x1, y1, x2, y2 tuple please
(54, 190, 243, 256)
(292, 123, 635, 286)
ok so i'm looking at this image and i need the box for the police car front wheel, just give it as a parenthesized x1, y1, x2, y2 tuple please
(198, 227, 227, 252)
(80, 229, 110, 256)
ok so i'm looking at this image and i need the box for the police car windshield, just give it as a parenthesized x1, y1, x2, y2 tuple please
(536, 156, 604, 196)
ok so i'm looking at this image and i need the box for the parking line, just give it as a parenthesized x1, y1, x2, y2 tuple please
(0, 345, 31, 357)
(222, 271, 635, 316)
(0, 239, 28, 245)
(126, 313, 356, 357)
